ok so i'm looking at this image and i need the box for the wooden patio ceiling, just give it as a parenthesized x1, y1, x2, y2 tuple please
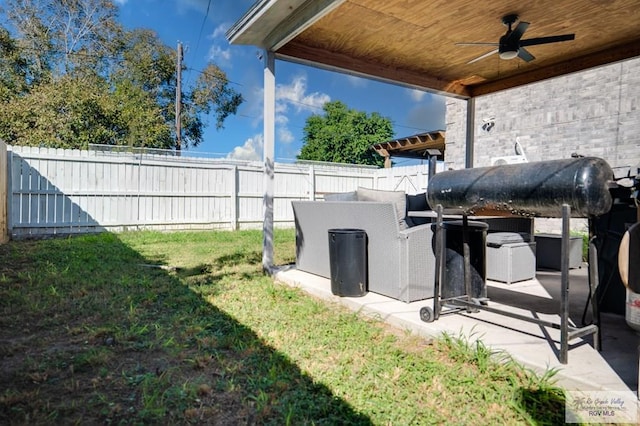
(228, 0, 640, 99)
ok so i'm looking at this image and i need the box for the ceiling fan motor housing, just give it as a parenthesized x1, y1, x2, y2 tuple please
(499, 34, 519, 59)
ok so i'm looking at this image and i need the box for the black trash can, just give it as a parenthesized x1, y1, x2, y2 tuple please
(441, 220, 488, 300)
(328, 229, 368, 297)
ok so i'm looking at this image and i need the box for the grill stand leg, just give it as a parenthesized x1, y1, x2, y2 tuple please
(560, 205, 570, 364)
(433, 205, 444, 320)
(560, 204, 599, 364)
(462, 215, 477, 313)
(588, 239, 601, 351)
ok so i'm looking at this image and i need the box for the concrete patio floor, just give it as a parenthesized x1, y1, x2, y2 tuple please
(274, 264, 638, 395)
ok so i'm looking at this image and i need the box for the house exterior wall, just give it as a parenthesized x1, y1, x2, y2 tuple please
(445, 56, 640, 174)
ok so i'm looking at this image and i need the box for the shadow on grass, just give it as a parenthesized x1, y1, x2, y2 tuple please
(212, 250, 263, 268)
(513, 387, 567, 426)
(0, 233, 371, 425)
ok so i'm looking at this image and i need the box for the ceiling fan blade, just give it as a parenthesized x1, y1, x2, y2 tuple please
(467, 49, 498, 64)
(456, 42, 499, 46)
(517, 47, 535, 62)
(506, 21, 529, 42)
(520, 34, 575, 46)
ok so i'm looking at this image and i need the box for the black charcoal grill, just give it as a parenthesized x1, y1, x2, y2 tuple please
(421, 157, 615, 364)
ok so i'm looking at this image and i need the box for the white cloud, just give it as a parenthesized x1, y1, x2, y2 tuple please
(345, 74, 368, 88)
(208, 45, 232, 65)
(278, 127, 295, 144)
(227, 134, 263, 161)
(270, 75, 330, 145)
(211, 23, 229, 39)
(243, 75, 331, 146)
(275, 114, 289, 126)
(276, 75, 330, 113)
(113, 0, 128, 4)
(407, 88, 427, 102)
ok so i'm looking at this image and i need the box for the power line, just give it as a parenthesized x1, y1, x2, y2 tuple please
(185, 0, 212, 88)
(185, 66, 243, 86)
(194, 0, 212, 59)
(394, 123, 434, 133)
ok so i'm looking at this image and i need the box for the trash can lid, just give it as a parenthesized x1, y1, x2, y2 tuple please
(328, 228, 366, 234)
(441, 220, 489, 231)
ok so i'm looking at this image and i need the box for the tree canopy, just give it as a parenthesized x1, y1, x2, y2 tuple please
(297, 101, 392, 167)
(0, 0, 243, 150)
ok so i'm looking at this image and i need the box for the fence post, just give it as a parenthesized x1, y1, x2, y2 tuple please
(0, 141, 8, 243)
(231, 165, 238, 230)
(308, 165, 315, 200)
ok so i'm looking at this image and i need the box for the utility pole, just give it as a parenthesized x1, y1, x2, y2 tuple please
(175, 41, 183, 152)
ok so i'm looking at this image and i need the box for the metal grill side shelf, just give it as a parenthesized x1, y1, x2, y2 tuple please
(420, 204, 600, 364)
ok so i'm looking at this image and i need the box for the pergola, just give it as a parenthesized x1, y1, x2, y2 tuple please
(371, 130, 445, 168)
(227, 0, 640, 271)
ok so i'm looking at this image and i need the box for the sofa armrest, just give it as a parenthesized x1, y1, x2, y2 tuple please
(397, 223, 436, 301)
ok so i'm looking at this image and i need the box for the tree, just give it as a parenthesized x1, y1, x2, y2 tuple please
(111, 30, 243, 149)
(0, 74, 119, 148)
(3, 0, 121, 77)
(190, 64, 243, 133)
(297, 101, 392, 167)
(0, 0, 243, 150)
(109, 28, 178, 148)
(0, 26, 31, 101)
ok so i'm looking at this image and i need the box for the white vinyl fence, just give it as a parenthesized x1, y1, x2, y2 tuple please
(4, 146, 434, 239)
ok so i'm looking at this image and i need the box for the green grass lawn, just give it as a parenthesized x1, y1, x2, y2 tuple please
(0, 229, 571, 425)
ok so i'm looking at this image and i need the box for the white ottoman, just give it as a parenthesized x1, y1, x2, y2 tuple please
(486, 232, 537, 284)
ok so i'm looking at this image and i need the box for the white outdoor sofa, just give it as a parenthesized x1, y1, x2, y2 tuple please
(291, 198, 436, 303)
(291, 188, 536, 302)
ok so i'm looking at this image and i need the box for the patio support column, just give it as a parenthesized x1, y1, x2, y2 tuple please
(262, 50, 276, 273)
(465, 97, 475, 169)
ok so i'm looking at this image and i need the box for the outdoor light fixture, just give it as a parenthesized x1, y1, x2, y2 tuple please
(499, 49, 518, 60)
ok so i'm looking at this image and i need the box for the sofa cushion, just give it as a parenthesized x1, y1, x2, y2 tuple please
(324, 190, 358, 201)
(357, 187, 407, 229)
(405, 192, 430, 227)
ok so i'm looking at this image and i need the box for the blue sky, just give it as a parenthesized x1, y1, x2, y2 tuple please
(117, 0, 446, 163)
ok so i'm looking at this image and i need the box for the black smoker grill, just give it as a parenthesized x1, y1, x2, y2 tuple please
(421, 157, 614, 364)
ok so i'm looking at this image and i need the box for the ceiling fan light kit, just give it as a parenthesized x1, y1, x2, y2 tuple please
(499, 50, 518, 60)
(458, 14, 575, 64)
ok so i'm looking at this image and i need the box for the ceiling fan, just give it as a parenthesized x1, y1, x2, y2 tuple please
(457, 14, 575, 64)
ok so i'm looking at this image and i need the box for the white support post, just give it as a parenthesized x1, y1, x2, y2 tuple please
(262, 50, 276, 273)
